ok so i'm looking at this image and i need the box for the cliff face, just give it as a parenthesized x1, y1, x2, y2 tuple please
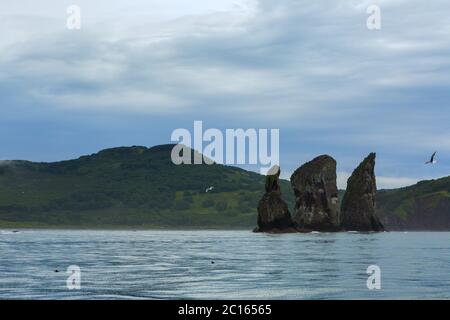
(377, 176, 450, 230)
(340, 153, 384, 231)
(255, 166, 295, 232)
(290, 155, 340, 231)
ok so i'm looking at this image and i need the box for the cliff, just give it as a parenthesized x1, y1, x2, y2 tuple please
(340, 153, 384, 232)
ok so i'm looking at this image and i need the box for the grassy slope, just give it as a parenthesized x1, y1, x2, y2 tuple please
(376, 176, 450, 230)
(1, 144, 449, 229)
(0, 145, 294, 228)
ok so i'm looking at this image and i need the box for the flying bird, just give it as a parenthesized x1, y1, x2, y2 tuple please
(425, 152, 437, 164)
(205, 186, 214, 193)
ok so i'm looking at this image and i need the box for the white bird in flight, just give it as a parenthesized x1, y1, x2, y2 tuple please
(205, 186, 214, 193)
(425, 151, 437, 164)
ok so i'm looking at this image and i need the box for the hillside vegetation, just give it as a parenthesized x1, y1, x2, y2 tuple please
(377, 176, 450, 230)
(0, 144, 449, 230)
(0, 145, 294, 228)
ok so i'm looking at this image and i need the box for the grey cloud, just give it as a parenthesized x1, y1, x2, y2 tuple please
(2, 0, 450, 120)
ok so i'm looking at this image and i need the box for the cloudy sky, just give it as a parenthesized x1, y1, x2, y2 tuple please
(1, 0, 449, 188)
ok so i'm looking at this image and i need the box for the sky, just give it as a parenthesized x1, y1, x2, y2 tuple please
(0, 0, 449, 189)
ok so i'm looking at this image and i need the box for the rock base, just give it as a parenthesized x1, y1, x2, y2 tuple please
(255, 191, 295, 233)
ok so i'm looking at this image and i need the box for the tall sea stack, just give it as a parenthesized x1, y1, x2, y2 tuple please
(255, 165, 295, 232)
(340, 153, 384, 232)
(290, 155, 340, 231)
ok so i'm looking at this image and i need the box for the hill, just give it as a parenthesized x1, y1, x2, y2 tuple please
(377, 176, 450, 230)
(0, 144, 449, 230)
(0, 145, 294, 228)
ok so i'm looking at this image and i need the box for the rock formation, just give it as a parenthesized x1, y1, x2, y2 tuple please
(290, 155, 340, 231)
(340, 153, 384, 231)
(255, 165, 295, 232)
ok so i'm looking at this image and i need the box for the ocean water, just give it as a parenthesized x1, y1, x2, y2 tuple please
(0, 229, 449, 300)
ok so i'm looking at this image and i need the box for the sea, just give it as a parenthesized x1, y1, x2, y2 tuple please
(1, 229, 449, 299)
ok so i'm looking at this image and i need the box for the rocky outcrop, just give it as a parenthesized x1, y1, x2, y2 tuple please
(255, 165, 296, 232)
(340, 153, 384, 231)
(290, 155, 340, 231)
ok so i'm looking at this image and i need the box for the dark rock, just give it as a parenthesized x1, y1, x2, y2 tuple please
(255, 166, 295, 232)
(256, 192, 294, 232)
(290, 155, 340, 231)
(340, 153, 384, 232)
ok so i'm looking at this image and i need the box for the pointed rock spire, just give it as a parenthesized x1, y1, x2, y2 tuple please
(340, 153, 384, 231)
(255, 165, 295, 232)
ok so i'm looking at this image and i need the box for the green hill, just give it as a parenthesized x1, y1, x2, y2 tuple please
(0, 145, 294, 228)
(0, 144, 449, 230)
(377, 176, 450, 230)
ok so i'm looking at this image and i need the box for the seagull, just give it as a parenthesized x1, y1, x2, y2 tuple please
(425, 152, 437, 164)
(205, 186, 214, 193)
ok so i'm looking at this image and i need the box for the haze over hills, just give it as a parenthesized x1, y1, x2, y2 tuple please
(0, 144, 448, 230)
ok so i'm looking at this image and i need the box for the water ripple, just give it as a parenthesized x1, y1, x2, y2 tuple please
(1, 230, 450, 299)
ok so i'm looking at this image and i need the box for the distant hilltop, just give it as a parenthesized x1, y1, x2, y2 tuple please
(0, 144, 449, 230)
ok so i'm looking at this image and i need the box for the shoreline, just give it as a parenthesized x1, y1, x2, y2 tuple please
(1, 226, 449, 232)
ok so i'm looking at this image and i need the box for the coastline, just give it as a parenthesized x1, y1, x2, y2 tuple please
(1, 224, 449, 232)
